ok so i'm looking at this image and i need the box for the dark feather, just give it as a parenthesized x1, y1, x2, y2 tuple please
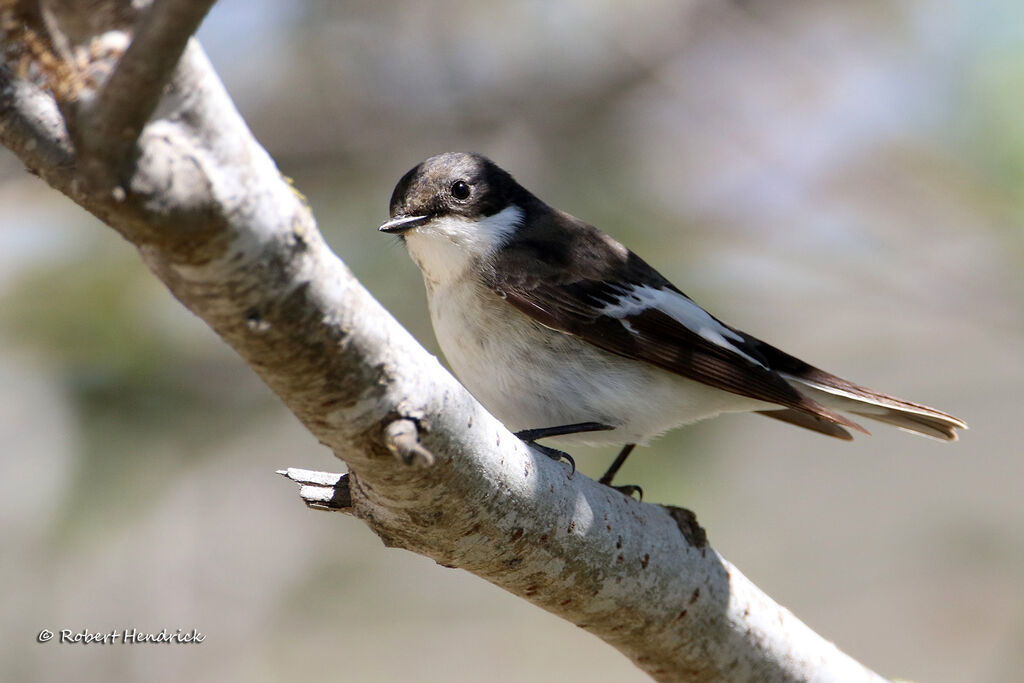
(756, 408, 856, 440)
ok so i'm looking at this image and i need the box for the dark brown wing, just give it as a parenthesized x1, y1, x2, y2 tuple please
(483, 213, 866, 437)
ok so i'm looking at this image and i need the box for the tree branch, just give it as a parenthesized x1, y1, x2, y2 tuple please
(0, 4, 890, 681)
(72, 0, 216, 185)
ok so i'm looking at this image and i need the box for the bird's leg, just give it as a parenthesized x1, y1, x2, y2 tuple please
(599, 444, 642, 500)
(514, 421, 613, 442)
(513, 422, 614, 477)
(598, 443, 636, 484)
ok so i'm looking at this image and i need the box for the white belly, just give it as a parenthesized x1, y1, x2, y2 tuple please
(426, 279, 765, 445)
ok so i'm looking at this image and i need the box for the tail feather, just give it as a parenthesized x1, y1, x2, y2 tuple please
(756, 407, 857, 440)
(743, 337, 967, 441)
(848, 408, 960, 441)
(786, 375, 967, 442)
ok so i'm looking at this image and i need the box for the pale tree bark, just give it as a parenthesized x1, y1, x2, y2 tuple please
(0, 2, 889, 680)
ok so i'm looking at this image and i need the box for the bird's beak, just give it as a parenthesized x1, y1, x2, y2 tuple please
(378, 215, 429, 234)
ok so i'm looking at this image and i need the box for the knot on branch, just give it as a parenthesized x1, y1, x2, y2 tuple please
(662, 505, 708, 549)
(383, 418, 436, 467)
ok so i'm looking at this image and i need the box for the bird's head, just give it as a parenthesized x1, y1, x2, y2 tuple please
(379, 152, 531, 284)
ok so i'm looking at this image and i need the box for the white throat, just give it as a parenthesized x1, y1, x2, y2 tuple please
(403, 206, 523, 288)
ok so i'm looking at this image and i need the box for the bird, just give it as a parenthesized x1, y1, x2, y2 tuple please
(378, 152, 967, 492)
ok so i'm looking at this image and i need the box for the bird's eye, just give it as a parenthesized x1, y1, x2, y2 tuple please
(450, 180, 471, 201)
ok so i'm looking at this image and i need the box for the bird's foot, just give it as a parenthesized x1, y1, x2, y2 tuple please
(514, 422, 613, 479)
(522, 441, 576, 477)
(609, 484, 643, 501)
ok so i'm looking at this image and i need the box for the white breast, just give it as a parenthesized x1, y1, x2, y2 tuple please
(424, 277, 765, 446)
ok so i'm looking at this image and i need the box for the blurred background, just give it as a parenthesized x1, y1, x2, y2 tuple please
(2, 0, 1022, 681)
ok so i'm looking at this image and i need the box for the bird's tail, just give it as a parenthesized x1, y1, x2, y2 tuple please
(746, 338, 967, 441)
(784, 374, 967, 441)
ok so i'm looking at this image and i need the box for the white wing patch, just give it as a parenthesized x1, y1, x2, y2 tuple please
(599, 284, 768, 369)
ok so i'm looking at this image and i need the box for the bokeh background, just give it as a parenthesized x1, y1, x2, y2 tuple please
(3, 1, 1023, 681)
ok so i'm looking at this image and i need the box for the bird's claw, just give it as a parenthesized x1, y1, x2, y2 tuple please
(521, 440, 576, 478)
(611, 484, 643, 501)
